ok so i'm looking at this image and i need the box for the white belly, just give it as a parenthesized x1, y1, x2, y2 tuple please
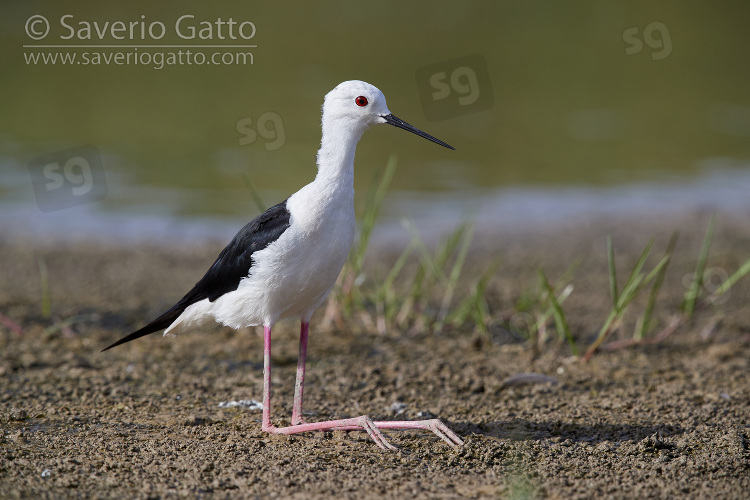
(166, 182, 355, 333)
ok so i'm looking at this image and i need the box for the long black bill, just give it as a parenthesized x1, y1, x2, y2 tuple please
(382, 113, 455, 150)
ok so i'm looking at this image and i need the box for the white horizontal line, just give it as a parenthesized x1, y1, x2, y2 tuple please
(23, 45, 258, 48)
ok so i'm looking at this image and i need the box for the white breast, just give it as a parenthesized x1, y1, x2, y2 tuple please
(166, 181, 355, 334)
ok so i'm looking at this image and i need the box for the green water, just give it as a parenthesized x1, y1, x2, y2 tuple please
(2, 1, 749, 218)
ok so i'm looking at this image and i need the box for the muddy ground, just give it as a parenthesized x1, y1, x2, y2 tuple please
(1, 212, 749, 499)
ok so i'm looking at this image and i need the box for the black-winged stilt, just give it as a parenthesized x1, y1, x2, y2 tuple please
(103, 80, 463, 450)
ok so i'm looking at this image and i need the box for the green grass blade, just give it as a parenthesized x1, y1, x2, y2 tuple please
(448, 258, 499, 332)
(607, 236, 618, 307)
(448, 223, 473, 286)
(381, 244, 414, 325)
(711, 257, 750, 300)
(435, 223, 474, 334)
(42, 314, 95, 337)
(635, 232, 678, 339)
(383, 241, 414, 292)
(587, 238, 655, 359)
(595, 310, 619, 343)
(352, 155, 398, 274)
(683, 214, 716, 317)
(529, 261, 577, 332)
(241, 173, 267, 213)
(404, 220, 441, 284)
(533, 283, 573, 332)
(617, 238, 654, 308)
(537, 269, 577, 355)
(585, 309, 620, 360)
(433, 224, 469, 284)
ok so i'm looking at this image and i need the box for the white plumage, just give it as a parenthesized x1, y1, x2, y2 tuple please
(168, 180, 356, 332)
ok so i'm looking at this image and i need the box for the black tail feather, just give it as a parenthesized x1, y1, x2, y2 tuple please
(101, 200, 292, 353)
(101, 307, 185, 352)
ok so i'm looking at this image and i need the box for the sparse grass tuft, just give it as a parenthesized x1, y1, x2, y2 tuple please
(512, 263, 576, 353)
(323, 159, 750, 360)
(328, 157, 496, 336)
(447, 256, 501, 336)
(583, 237, 671, 360)
(405, 220, 475, 335)
(597, 214, 750, 356)
(537, 268, 577, 355)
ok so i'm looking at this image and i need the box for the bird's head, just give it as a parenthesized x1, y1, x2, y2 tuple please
(322, 80, 455, 150)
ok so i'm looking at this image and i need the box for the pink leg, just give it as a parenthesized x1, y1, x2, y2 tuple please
(260, 323, 397, 450)
(261, 325, 274, 431)
(291, 322, 309, 425)
(374, 420, 464, 447)
(328, 420, 464, 448)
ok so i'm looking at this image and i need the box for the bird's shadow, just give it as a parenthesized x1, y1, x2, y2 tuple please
(464, 419, 684, 445)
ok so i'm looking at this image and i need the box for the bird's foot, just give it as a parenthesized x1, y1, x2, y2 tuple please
(263, 416, 463, 450)
(263, 415, 397, 450)
(374, 419, 464, 449)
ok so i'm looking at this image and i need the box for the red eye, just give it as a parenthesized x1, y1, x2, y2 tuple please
(355, 96, 368, 107)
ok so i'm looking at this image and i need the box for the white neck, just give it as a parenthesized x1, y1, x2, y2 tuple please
(314, 119, 366, 189)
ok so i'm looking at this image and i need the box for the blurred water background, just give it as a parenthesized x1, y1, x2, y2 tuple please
(1, 1, 749, 245)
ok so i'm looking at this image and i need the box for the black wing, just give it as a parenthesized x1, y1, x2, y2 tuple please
(102, 200, 292, 351)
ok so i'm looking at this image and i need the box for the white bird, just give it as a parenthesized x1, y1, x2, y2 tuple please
(103, 80, 464, 450)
